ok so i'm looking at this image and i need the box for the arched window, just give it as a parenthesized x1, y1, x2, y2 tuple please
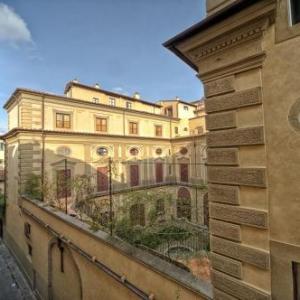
(177, 187, 191, 221)
(130, 203, 145, 226)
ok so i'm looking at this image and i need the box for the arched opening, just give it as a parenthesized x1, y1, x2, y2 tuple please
(177, 187, 191, 221)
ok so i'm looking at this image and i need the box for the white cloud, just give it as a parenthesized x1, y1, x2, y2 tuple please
(0, 3, 32, 44)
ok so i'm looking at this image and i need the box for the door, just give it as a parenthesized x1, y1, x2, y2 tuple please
(97, 167, 108, 192)
(130, 165, 139, 187)
(155, 162, 163, 183)
(180, 163, 189, 183)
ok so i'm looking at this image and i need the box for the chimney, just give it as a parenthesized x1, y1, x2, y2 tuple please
(175, 96, 180, 101)
(133, 92, 141, 100)
(72, 78, 79, 83)
(94, 83, 100, 89)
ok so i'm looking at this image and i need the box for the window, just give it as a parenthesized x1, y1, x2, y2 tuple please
(24, 223, 31, 239)
(180, 163, 189, 182)
(130, 203, 145, 226)
(130, 164, 139, 187)
(174, 127, 179, 134)
(92, 97, 99, 104)
(97, 147, 108, 156)
(97, 167, 108, 192)
(0, 143, 4, 151)
(177, 187, 191, 221)
(57, 169, 71, 198)
(184, 127, 188, 131)
(27, 244, 32, 256)
(196, 126, 204, 135)
(129, 122, 138, 135)
(165, 107, 173, 117)
(96, 117, 107, 132)
(156, 199, 165, 215)
(291, 0, 300, 25)
(126, 102, 132, 109)
(130, 147, 139, 156)
(155, 125, 163, 137)
(109, 97, 116, 106)
(155, 162, 163, 183)
(293, 262, 300, 300)
(180, 147, 188, 155)
(56, 113, 71, 129)
(184, 105, 189, 111)
(155, 148, 162, 155)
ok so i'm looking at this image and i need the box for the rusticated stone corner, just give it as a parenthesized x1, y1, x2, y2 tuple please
(211, 236, 270, 269)
(206, 111, 236, 131)
(208, 166, 266, 187)
(208, 184, 239, 205)
(204, 76, 235, 98)
(207, 126, 265, 147)
(210, 252, 242, 279)
(205, 87, 262, 113)
(212, 270, 271, 300)
(207, 148, 239, 166)
(210, 203, 268, 228)
(210, 219, 241, 241)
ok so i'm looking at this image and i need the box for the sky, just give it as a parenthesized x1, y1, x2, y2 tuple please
(0, 0, 206, 132)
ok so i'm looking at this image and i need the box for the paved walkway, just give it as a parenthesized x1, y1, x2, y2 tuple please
(0, 240, 36, 300)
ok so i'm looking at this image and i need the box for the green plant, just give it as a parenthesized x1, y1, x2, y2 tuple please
(24, 173, 42, 200)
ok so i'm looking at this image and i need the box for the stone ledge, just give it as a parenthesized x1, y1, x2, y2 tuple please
(210, 203, 268, 228)
(210, 252, 242, 279)
(207, 126, 264, 147)
(213, 288, 238, 300)
(206, 111, 236, 131)
(211, 236, 270, 269)
(212, 270, 270, 300)
(207, 148, 238, 166)
(205, 87, 262, 113)
(210, 219, 241, 242)
(208, 184, 239, 205)
(208, 166, 266, 187)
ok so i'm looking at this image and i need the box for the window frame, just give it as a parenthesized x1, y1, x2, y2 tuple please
(155, 125, 163, 137)
(95, 117, 108, 132)
(129, 121, 139, 135)
(109, 97, 116, 106)
(56, 112, 71, 129)
(126, 101, 132, 109)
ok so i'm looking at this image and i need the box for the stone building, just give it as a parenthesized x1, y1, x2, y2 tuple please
(1, 81, 210, 299)
(0, 140, 4, 194)
(164, 0, 300, 299)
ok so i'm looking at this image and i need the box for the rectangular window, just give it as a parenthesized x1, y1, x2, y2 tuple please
(293, 262, 300, 300)
(0, 143, 4, 151)
(97, 167, 108, 192)
(130, 164, 139, 187)
(129, 122, 138, 135)
(291, 0, 300, 25)
(56, 113, 71, 129)
(109, 97, 116, 106)
(27, 243, 32, 256)
(155, 162, 163, 183)
(180, 163, 189, 183)
(175, 127, 178, 134)
(57, 169, 71, 198)
(155, 125, 163, 137)
(126, 102, 132, 109)
(95, 117, 107, 132)
(184, 105, 189, 111)
(196, 126, 204, 135)
(165, 107, 173, 117)
(92, 97, 99, 104)
(24, 223, 31, 239)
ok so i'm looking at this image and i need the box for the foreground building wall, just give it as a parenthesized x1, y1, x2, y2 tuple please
(164, 0, 300, 299)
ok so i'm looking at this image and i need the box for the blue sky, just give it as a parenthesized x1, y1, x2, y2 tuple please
(0, 0, 205, 132)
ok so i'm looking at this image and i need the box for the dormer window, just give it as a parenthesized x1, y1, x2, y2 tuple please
(290, 0, 300, 25)
(92, 97, 99, 104)
(109, 97, 116, 106)
(126, 102, 132, 109)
